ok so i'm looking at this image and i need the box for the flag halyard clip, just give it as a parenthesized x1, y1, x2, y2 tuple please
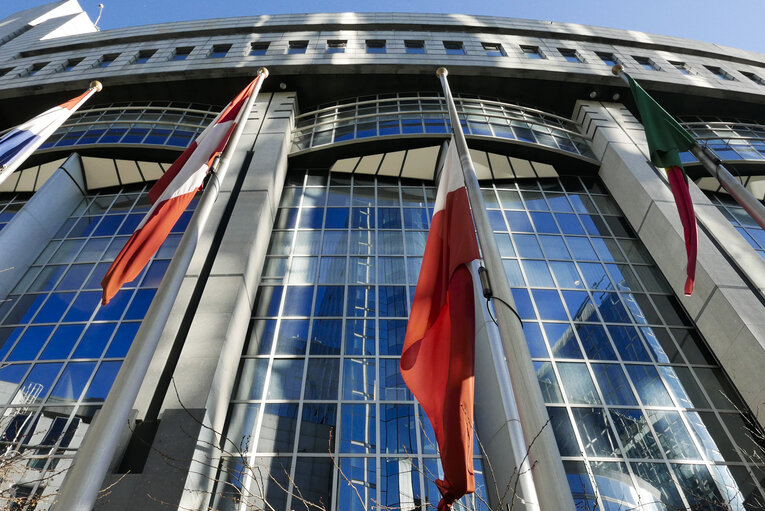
(206, 155, 223, 192)
(478, 265, 523, 325)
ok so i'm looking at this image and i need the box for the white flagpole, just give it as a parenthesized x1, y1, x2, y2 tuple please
(436, 67, 575, 511)
(0, 81, 102, 184)
(52, 68, 268, 511)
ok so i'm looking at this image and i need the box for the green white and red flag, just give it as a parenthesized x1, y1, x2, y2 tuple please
(627, 74, 698, 295)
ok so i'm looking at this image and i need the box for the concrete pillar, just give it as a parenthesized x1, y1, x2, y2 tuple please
(575, 100, 765, 428)
(0, 152, 86, 298)
(176, 91, 296, 510)
(92, 92, 297, 511)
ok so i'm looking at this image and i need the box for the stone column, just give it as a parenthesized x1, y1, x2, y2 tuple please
(0, 152, 86, 298)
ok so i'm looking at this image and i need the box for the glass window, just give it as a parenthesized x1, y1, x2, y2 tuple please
(98, 54, 118, 67)
(134, 50, 156, 64)
(597, 52, 619, 66)
(62, 58, 83, 71)
(669, 60, 690, 75)
(705, 65, 735, 80)
(482, 42, 505, 57)
(443, 41, 465, 55)
(327, 40, 346, 53)
(172, 46, 193, 60)
(521, 45, 545, 59)
(27, 62, 47, 76)
(559, 48, 583, 63)
(633, 56, 660, 71)
(288, 40, 308, 54)
(209, 44, 232, 58)
(741, 70, 765, 85)
(404, 40, 425, 54)
(249, 42, 269, 56)
(365, 40, 386, 54)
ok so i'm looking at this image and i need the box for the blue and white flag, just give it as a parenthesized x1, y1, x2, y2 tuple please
(0, 82, 101, 185)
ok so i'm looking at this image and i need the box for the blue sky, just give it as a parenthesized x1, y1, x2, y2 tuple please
(5, 0, 764, 53)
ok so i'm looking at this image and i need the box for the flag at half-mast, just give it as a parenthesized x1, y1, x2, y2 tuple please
(626, 73, 698, 295)
(401, 141, 478, 510)
(100, 76, 260, 304)
(0, 82, 101, 186)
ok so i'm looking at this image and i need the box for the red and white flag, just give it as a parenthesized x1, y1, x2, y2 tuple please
(401, 141, 479, 510)
(100, 77, 260, 304)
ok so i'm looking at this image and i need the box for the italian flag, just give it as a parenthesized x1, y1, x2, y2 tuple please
(100, 77, 260, 304)
(627, 75, 698, 295)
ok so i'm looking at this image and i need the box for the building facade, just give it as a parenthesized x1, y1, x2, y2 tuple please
(0, 1, 764, 509)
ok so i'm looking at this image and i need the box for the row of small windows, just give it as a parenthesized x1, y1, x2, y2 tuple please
(596, 51, 762, 82)
(2, 42, 764, 86)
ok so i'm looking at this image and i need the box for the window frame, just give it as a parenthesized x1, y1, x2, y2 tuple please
(98, 54, 119, 68)
(669, 61, 691, 75)
(172, 47, 194, 61)
(443, 41, 465, 55)
(633, 56, 661, 71)
(596, 52, 620, 67)
(520, 45, 545, 59)
(482, 42, 506, 57)
(62, 58, 83, 72)
(404, 40, 426, 54)
(365, 40, 387, 54)
(27, 62, 48, 76)
(740, 70, 765, 85)
(326, 40, 347, 54)
(134, 50, 157, 65)
(209, 44, 232, 59)
(249, 42, 270, 56)
(704, 65, 735, 81)
(288, 40, 309, 55)
(559, 48, 584, 63)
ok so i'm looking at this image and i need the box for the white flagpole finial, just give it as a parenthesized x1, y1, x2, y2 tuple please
(89, 81, 103, 92)
(257, 67, 269, 78)
(436, 67, 448, 77)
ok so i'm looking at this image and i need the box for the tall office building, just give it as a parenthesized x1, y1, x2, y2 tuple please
(0, 1, 764, 509)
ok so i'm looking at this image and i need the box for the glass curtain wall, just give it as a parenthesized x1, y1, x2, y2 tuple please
(0, 185, 194, 509)
(484, 175, 765, 510)
(216, 171, 489, 511)
(221, 169, 765, 511)
(0, 194, 29, 231)
(705, 192, 765, 260)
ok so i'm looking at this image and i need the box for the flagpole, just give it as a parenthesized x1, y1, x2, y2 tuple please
(52, 68, 268, 511)
(612, 65, 765, 231)
(436, 68, 575, 511)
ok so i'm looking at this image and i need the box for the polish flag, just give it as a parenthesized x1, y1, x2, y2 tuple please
(401, 141, 479, 510)
(0, 83, 100, 185)
(100, 77, 260, 304)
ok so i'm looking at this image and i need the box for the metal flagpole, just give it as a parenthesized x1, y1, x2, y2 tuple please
(436, 68, 575, 511)
(53, 68, 268, 511)
(612, 65, 765, 231)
